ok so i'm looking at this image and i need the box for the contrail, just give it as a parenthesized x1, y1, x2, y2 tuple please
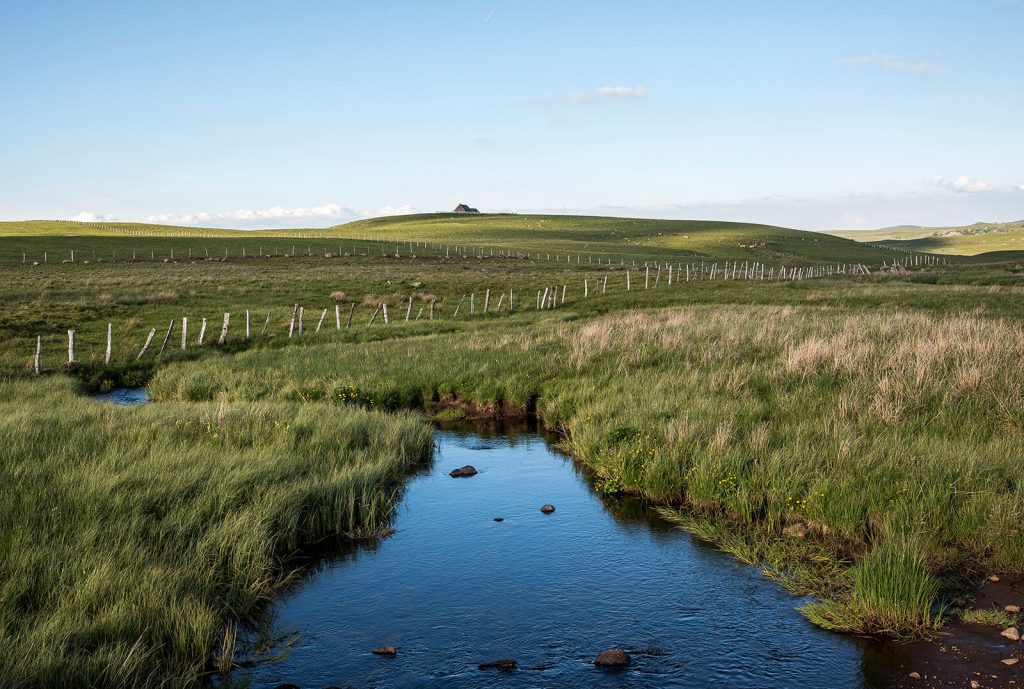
(484, 6, 497, 23)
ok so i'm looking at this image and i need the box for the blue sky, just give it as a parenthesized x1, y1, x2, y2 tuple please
(1, 0, 1022, 230)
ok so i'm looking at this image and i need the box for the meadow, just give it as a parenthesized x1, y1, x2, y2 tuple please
(830, 219, 1024, 257)
(1, 215, 1022, 687)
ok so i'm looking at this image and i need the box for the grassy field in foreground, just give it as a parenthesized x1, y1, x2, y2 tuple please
(829, 220, 1024, 256)
(0, 377, 433, 688)
(2, 217, 1023, 687)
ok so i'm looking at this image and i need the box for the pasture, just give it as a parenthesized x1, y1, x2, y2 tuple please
(2, 214, 1023, 687)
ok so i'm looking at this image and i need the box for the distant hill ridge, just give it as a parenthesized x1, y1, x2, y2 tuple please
(0, 213, 900, 263)
(827, 220, 1024, 256)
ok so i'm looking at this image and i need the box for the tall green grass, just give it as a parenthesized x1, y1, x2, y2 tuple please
(0, 377, 432, 688)
(151, 302, 1024, 639)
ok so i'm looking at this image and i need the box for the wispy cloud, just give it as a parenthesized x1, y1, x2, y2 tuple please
(840, 53, 941, 75)
(67, 202, 416, 228)
(570, 85, 646, 105)
(1017, 182, 1024, 192)
(932, 176, 993, 193)
(484, 6, 497, 23)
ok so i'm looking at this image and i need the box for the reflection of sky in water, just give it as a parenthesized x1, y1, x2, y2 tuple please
(230, 427, 879, 689)
(92, 387, 149, 405)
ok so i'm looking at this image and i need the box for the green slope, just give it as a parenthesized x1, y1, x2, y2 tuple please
(1, 214, 901, 264)
(828, 220, 1024, 256)
(330, 213, 898, 263)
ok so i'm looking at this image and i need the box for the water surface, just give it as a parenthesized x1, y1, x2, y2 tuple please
(229, 423, 888, 689)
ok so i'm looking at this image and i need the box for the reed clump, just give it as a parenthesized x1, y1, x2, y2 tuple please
(0, 377, 432, 688)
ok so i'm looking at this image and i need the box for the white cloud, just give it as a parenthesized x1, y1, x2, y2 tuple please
(68, 211, 121, 222)
(570, 85, 646, 105)
(367, 204, 416, 217)
(69, 202, 416, 229)
(144, 202, 416, 227)
(932, 176, 993, 193)
(1017, 182, 1024, 192)
(840, 54, 940, 75)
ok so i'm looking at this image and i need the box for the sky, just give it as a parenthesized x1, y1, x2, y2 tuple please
(1, 0, 1022, 231)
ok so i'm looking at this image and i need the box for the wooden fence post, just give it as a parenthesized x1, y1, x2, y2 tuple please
(315, 308, 327, 333)
(34, 336, 41, 374)
(67, 330, 76, 364)
(368, 304, 381, 325)
(406, 296, 413, 321)
(347, 303, 355, 328)
(626, 271, 631, 290)
(297, 307, 304, 335)
(382, 304, 389, 324)
(158, 320, 175, 355)
(198, 318, 207, 345)
(484, 289, 490, 312)
(218, 313, 230, 344)
(181, 317, 189, 350)
(137, 328, 156, 360)
(245, 309, 251, 339)
(335, 304, 341, 330)
(261, 312, 271, 336)
(105, 323, 112, 365)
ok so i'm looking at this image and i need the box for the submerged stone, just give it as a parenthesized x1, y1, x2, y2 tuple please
(449, 465, 478, 478)
(540, 504, 556, 514)
(479, 659, 517, 671)
(372, 646, 397, 656)
(594, 649, 631, 667)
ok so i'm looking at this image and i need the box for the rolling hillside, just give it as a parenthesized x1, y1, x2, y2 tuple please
(0, 214, 902, 264)
(828, 220, 1024, 256)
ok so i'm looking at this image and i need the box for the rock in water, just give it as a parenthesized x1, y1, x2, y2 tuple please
(493, 517, 504, 522)
(594, 649, 631, 667)
(372, 646, 397, 656)
(478, 659, 517, 671)
(1001, 626, 1020, 641)
(540, 504, 556, 514)
(449, 465, 478, 478)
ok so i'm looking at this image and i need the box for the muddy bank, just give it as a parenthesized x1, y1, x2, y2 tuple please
(866, 575, 1023, 689)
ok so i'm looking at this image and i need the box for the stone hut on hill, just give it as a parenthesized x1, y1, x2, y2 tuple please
(453, 204, 480, 213)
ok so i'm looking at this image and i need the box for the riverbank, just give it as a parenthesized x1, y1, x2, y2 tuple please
(0, 377, 434, 687)
(150, 302, 1024, 645)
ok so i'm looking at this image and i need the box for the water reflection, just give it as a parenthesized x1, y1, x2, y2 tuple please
(226, 424, 884, 689)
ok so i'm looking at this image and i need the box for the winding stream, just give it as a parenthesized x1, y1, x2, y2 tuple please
(96, 391, 907, 688)
(227, 424, 896, 689)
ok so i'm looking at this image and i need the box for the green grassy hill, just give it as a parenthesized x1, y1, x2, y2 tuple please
(1, 214, 902, 264)
(828, 220, 1024, 256)
(329, 213, 897, 263)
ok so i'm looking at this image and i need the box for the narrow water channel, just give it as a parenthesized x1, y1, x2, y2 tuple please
(226, 422, 889, 689)
(94, 391, 907, 688)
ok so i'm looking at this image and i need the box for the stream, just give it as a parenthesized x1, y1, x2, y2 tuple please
(97, 391, 908, 688)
